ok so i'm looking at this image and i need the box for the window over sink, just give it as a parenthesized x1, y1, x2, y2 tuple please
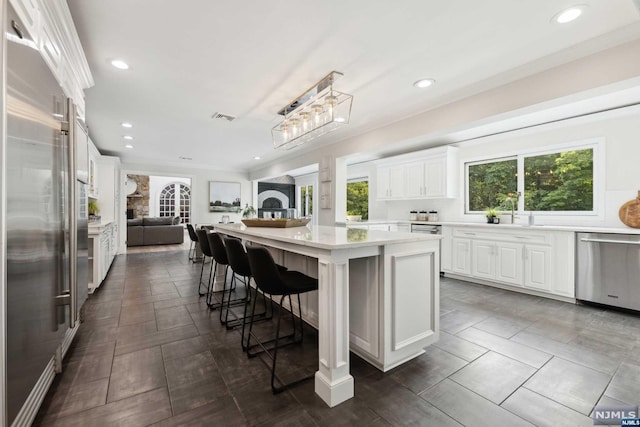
(466, 140, 599, 216)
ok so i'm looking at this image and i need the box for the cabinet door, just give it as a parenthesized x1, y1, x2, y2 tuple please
(376, 166, 390, 199)
(424, 157, 445, 197)
(495, 242, 523, 286)
(404, 162, 424, 198)
(524, 245, 552, 292)
(471, 240, 495, 280)
(451, 238, 471, 275)
(388, 165, 405, 198)
(396, 224, 411, 233)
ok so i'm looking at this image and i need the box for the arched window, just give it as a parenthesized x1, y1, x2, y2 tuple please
(159, 183, 191, 223)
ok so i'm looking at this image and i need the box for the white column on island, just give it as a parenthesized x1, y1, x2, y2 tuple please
(314, 249, 354, 407)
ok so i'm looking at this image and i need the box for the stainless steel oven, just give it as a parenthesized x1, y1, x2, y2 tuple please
(411, 224, 442, 272)
(576, 232, 640, 311)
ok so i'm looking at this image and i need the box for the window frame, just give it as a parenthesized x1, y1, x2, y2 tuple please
(465, 138, 603, 217)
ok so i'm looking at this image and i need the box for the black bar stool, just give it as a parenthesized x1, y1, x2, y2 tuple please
(195, 229, 215, 297)
(206, 232, 243, 311)
(245, 245, 318, 394)
(222, 237, 273, 336)
(186, 223, 199, 262)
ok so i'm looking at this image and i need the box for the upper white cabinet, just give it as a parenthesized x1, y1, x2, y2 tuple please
(10, 0, 94, 116)
(376, 164, 405, 199)
(88, 138, 100, 198)
(376, 146, 459, 200)
(442, 226, 575, 300)
(97, 156, 121, 223)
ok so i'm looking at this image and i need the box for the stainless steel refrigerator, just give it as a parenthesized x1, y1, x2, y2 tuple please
(6, 3, 87, 424)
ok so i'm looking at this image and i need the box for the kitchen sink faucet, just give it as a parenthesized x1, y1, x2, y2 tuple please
(505, 196, 516, 224)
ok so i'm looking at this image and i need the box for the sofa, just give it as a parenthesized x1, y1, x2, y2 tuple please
(127, 216, 184, 246)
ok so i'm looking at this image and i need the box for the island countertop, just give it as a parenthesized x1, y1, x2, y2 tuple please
(213, 223, 441, 250)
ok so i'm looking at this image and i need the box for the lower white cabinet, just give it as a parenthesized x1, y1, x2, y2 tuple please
(443, 226, 574, 299)
(88, 222, 117, 292)
(451, 238, 471, 275)
(470, 240, 524, 286)
(524, 244, 552, 292)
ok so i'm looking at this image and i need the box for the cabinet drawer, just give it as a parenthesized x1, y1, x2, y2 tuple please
(452, 227, 549, 245)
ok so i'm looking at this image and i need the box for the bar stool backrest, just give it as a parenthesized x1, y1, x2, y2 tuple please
(186, 223, 198, 243)
(195, 229, 213, 258)
(223, 237, 251, 277)
(207, 232, 229, 265)
(246, 246, 290, 296)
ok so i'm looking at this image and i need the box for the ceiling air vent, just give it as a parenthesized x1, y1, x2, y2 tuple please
(211, 112, 236, 122)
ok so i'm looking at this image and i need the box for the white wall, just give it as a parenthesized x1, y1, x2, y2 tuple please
(381, 105, 640, 227)
(248, 40, 640, 226)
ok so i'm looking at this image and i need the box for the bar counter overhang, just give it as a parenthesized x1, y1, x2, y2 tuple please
(213, 223, 441, 407)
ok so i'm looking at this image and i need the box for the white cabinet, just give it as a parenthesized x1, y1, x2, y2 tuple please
(471, 240, 496, 280)
(88, 138, 99, 198)
(471, 240, 523, 286)
(88, 222, 117, 292)
(395, 223, 411, 233)
(495, 242, 524, 286)
(96, 156, 120, 223)
(451, 238, 471, 275)
(442, 226, 574, 300)
(11, 0, 93, 116)
(376, 165, 405, 199)
(376, 146, 458, 201)
(524, 244, 551, 292)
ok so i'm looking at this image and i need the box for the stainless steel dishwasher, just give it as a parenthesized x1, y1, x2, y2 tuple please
(576, 232, 640, 311)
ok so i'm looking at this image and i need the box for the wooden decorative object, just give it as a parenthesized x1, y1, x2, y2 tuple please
(241, 218, 311, 228)
(619, 190, 640, 228)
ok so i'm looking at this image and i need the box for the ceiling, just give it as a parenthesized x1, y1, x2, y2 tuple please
(67, 0, 640, 173)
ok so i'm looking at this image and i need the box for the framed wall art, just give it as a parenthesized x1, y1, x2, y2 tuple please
(209, 181, 241, 212)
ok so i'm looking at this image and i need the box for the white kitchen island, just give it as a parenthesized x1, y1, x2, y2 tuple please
(214, 223, 441, 407)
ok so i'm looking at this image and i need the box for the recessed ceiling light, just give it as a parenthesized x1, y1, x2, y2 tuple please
(553, 5, 585, 24)
(179, 156, 193, 160)
(121, 122, 133, 128)
(413, 78, 435, 89)
(334, 117, 346, 123)
(111, 59, 129, 70)
(124, 144, 134, 149)
(253, 156, 261, 160)
(123, 135, 134, 140)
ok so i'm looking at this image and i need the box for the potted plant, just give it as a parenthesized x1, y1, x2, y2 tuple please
(241, 204, 256, 218)
(88, 200, 99, 217)
(346, 210, 362, 222)
(485, 207, 498, 224)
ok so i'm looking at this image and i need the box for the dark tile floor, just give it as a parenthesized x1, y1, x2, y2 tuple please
(34, 250, 640, 426)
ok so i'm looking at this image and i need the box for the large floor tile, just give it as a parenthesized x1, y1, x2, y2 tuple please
(450, 351, 536, 404)
(502, 386, 594, 426)
(108, 346, 167, 402)
(457, 327, 552, 368)
(420, 379, 534, 427)
(38, 387, 172, 427)
(155, 304, 194, 330)
(357, 375, 462, 426)
(150, 396, 248, 427)
(440, 310, 488, 334)
(432, 331, 488, 362)
(604, 362, 640, 406)
(524, 357, 611, 415)
(511, 330, 620, 375)
(389, 346, 468, 394)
